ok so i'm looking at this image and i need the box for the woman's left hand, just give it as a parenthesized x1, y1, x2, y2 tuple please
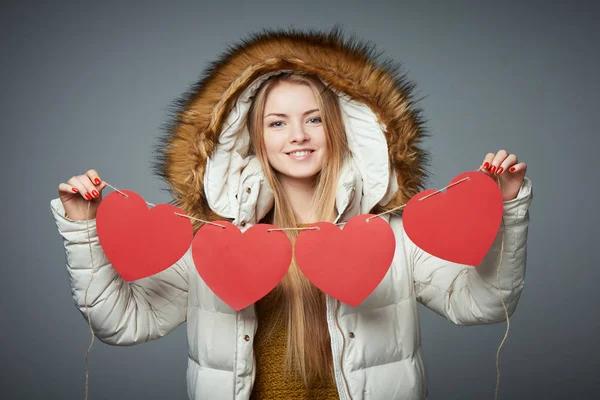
(479, 149, 527, 202)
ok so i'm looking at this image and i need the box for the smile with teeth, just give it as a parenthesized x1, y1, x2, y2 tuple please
(287, 150, 314, 160)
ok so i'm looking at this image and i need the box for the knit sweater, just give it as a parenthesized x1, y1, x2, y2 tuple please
(249, 223, 339, 399)
(249, 290, 340, 399)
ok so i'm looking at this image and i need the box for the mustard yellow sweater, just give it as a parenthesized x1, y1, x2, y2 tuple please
(250, 226, 339, 399)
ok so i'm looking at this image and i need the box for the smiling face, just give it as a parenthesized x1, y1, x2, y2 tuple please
(262, 81, 328, 185)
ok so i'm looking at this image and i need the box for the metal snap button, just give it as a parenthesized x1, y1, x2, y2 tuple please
(246, 187, 251, 194)
(349, 332, 355, 339)
(244, 335, 250, 342)
(240, 221, 246, 227)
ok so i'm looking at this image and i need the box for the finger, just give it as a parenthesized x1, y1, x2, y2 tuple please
(96, 181, 107, 193)
(496, 153, 518, 176)
(93, 181, 107, 199)
(76, 175, 99, 201)
(58, 182, 80, 195)
(479, 152, 496, 174)
(489, 149, 509, 174)
(85, 169, 103, 187)
(67, 177, 90, 200)
(508, 161, 527, 174)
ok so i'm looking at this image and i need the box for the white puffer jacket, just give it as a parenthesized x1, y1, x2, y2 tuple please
(50, 28, 534, 400)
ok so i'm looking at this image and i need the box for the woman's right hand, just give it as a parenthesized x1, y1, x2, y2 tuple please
(58, 169, 107, 220)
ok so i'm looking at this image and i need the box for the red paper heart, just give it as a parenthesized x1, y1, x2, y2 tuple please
(295, 215, 396, 307)
(192, 221, 292, 311)
(96, 190, 194, 281)
(403, 171, 503, 266)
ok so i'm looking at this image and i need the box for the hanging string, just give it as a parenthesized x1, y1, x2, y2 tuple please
(83, 200, 94, 400)
(78, 165, 511, 399)
(492, 173, 509, 400)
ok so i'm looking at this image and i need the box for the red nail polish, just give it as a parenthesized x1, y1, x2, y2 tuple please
(72, 188, 79, 193)
(85, 193, 92, 200)
(509, 167, 516, 172)
(496, 167, 503, 175)
(484, 162, 490, 169)
(490, 165, 496, 173)
(92, 190, 99, 198)
(94, 178, 101, 185)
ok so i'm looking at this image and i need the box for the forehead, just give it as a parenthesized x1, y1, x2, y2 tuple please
(264, 82, 318, 111)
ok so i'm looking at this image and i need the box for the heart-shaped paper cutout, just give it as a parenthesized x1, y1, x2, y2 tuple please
(192, 221, 292, 311)
(96, 190, 194, 281)
(403, 171, 503, 266)
(294, 214, 396, 307)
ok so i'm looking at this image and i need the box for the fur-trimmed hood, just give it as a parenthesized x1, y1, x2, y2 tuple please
(153, 27, 431, 231)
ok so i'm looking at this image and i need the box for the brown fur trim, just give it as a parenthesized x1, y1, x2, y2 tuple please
(151, 25, 432, 232)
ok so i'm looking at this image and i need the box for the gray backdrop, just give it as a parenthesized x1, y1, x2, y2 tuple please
(2, 1, 598, 399)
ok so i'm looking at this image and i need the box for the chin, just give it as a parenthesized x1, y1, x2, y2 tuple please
(290, 172, 321, 180)
(275, 168, 322, 181)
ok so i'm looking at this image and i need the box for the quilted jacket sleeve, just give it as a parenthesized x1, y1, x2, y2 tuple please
(408, 176, 534, 325)
(49, 197, 189, 345)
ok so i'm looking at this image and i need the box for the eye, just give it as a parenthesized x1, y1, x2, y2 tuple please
(308, 117, 322, 124)
(268, 121, 284, 127)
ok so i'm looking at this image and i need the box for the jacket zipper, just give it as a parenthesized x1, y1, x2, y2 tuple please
(332, 208, 353, 400)
(334, 299, 353, 400)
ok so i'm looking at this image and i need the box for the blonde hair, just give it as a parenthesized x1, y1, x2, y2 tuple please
(246, 72, 350, 386)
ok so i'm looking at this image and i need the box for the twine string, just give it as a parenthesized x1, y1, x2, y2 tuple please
(104, 175, 472, 231)
(492, 176, 509, 400)
(80, 164, 510, 399)
(83, 201, 94, 400)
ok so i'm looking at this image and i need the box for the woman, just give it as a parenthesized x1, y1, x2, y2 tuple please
(50, 28, 533, 400)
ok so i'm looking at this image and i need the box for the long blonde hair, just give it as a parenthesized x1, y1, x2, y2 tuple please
(247, 72, 350, 386)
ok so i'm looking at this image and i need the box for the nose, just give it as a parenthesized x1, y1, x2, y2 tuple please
(289, 122, 309, 143)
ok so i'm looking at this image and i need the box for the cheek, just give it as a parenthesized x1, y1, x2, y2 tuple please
(317, 130, 328, 155)
(263, 134, 283, 159)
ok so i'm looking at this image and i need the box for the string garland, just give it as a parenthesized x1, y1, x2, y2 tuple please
(102, 176, 473, 230)
(78, 164, 511, 399)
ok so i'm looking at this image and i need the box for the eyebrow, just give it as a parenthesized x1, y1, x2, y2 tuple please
(264, 109, 320, 118)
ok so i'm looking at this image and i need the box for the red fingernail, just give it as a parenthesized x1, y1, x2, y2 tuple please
(490, 165, 497, 173)
(72, 188, 79, 193)
(483, 162, 490, 169)
(509, 167, 516, 172)
(85, 193, 92, 200)
(496, 167, 503, 175)
(92, 190, 99, 198)
(94, 178, 101, 185)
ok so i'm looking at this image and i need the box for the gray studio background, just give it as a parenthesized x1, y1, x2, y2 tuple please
(2, 1, 598, 399)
